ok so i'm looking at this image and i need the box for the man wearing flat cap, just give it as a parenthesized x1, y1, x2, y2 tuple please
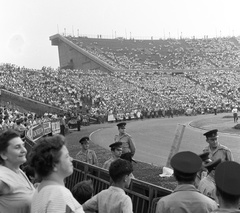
(213, 161, 240, 212)
(102, 142, 123, 170)
(203, 129, 233, 162)
(76, 136, 98, 166)
(156, 151, 218, 213)
(198, 159, 221, 203)
(114, 122, 136, 157)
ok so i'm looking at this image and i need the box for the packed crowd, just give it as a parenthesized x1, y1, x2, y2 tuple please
(0, 104, 56, 135)
(68, 36, 240, 70)
(1, 63, 240, 121)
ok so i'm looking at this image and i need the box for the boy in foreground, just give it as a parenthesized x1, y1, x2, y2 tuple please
(83, 159, 133, 213)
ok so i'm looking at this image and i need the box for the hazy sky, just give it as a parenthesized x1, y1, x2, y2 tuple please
(1, 0, 240, 69)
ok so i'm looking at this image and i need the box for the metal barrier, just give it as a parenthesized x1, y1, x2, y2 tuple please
(25, 134, 172, 213)
(65, 160, 172, 213)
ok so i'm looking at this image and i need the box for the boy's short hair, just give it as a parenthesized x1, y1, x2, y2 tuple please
(109, 159, 133, 183)
(72, 180, 94, 204)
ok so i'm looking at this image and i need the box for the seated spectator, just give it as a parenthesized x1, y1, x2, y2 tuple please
(75, 136, 98, 166)
(156, 151, 218, 213)
(213, 161, 240, 212)
(29, 134, 84, 213)
(83, 159, 133, 213)
(102, 142, 122, 170)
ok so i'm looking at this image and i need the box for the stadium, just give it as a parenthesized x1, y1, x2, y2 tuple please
(1, 32, 240, 212)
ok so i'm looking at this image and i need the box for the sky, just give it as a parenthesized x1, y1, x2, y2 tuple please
(1, 0, 240, 69)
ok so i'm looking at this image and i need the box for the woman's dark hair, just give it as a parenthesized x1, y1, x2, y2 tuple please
(28, 135, 65, 178)
(0, 130, 20, 164)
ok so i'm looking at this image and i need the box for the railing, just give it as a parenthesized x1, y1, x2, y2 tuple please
(25, 125, 172, 213)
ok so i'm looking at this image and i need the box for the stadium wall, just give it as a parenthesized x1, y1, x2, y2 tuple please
(0, 89, 64, 115)
(50, 34, 114, 72)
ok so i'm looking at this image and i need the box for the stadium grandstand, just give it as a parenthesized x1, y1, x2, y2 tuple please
(2, 34, 240, 212)
(50, 33, 240, 71)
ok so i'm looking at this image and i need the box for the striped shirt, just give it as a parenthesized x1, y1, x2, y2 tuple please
(31, 185, 84, 213)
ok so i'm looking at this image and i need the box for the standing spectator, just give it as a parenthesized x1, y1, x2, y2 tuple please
(114, 122, 136, 156)
(156, 151, 218, 213)
(195, 152, 212, 188)
(75, 137, 98, 166)
(203, 129, 234, 162)
(13, 118, 26, 138)
(77, 113, 82, 131)
(59, 114, 66, 136)
(0, 130, 35, 213)
(213, 106, 217, 115)
(72, 180, 95, 213)
(198, 159, 221, 202)
(102, 142, 122, 170)
(29, 135, 84, 213)
(83, 159, 133, 213)
(232, 106, 238, 123)
(213, 161, 240, 212)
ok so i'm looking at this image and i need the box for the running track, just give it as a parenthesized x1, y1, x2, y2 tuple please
(91, 113, 240, 167)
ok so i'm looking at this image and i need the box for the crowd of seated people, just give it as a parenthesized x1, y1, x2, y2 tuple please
(67, 36, 240, 70)
(1, 63, 240, 121)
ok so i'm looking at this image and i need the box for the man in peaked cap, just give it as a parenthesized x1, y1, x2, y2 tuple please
(202, 129, 233, 162)
(156, 151, 218, 213)
(198, 159, 221, 202)
(120, 152, 137, 164)
(102, 142, 123, 170)
(75, 136, 98, 166)
(114, 122, 136, 157)
(214, 161, 240, 212)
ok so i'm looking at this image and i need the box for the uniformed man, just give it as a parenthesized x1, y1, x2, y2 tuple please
(102, 142, 123, 170)
(213, 161, 240, 212)
(203, 129, 234, 162)
(75, 136, 98, 166)
(195, 152, 212, 188)
(114, 122, 136, 156)
(198, 158, 221, 202)
(156, 151, 218, 213)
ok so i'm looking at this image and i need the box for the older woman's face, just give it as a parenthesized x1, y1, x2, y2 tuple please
(1, 137, 27, 166)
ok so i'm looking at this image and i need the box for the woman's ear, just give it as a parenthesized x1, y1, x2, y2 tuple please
(0, 152, 7, 161)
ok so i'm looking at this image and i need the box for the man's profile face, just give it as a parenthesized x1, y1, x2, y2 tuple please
(113, 147, 123, 158)
(206, 136, 219, 149)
